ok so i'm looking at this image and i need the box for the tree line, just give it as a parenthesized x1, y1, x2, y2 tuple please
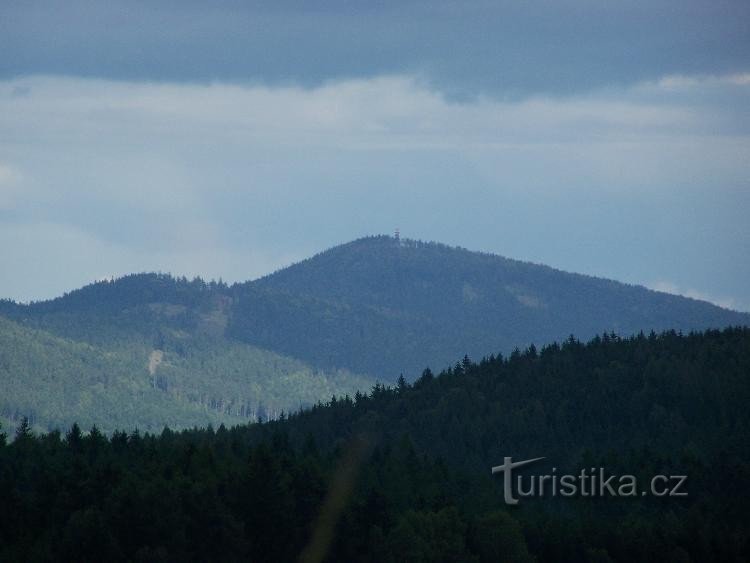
(1, 327, 749, 561)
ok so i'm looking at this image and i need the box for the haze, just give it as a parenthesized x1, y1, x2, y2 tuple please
(1, 1, 748, 310)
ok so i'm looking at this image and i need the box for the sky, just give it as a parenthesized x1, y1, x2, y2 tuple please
(1, 1, 749, 311)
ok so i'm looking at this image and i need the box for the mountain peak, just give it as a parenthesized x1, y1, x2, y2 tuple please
(230, 236, 750, 379)
(3, 237, 748, 383)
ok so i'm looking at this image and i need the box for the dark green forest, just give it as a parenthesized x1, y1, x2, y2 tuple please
(2, 328, 748, 562)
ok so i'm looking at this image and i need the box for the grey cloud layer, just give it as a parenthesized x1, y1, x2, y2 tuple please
(2, 1, 749, 97)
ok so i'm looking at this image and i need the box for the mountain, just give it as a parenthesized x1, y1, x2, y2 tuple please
(257, 326, 750, 476)
(1, 235, 748, 432)
(229, 235, 750, 379)
(3, 328, 749, 561)
(0, 277, 374, 433)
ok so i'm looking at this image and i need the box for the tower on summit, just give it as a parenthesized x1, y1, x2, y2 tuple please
(394, 228, 400, 242)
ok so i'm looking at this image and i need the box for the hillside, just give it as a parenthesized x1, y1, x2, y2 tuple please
(0, 315, 222, 433)
(0, 313, 373, 434)
(255, 327, 750, 475)
(2, 328, 748, 561)
(231, 235, 750, 380)
(1, 235, 748, 431)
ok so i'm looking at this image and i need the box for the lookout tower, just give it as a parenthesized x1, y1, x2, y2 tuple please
(394, 228, 400, 242)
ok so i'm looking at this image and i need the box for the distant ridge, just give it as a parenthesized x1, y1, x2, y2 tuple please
(1, 234, 748, 428)
(223, 235, 748, 379)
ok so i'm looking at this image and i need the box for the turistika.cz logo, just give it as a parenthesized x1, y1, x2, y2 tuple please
(491, 457, 687, 505)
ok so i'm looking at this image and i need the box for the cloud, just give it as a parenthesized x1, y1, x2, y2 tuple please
(3, 72, 746, 151)
(1, 1, 749, 98)
(648, 281, 739, 311)
(0, 221, 301, 303)
(0, 164, 22, 210)
(656, 73, 750, 89)
(0, 72, 748, 309)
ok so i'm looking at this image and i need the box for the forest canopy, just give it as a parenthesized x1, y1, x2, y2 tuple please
(1, 327, 748, 562)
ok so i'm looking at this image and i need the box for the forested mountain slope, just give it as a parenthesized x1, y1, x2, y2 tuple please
(232, 235, 750, 379)
(1, 235, 748, 432)
(254, 327, 750, 475)
(2, 328, 748, 562)
(0, 311, 373, 433)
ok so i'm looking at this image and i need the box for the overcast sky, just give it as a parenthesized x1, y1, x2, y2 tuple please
(1, 1, 749, 311)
